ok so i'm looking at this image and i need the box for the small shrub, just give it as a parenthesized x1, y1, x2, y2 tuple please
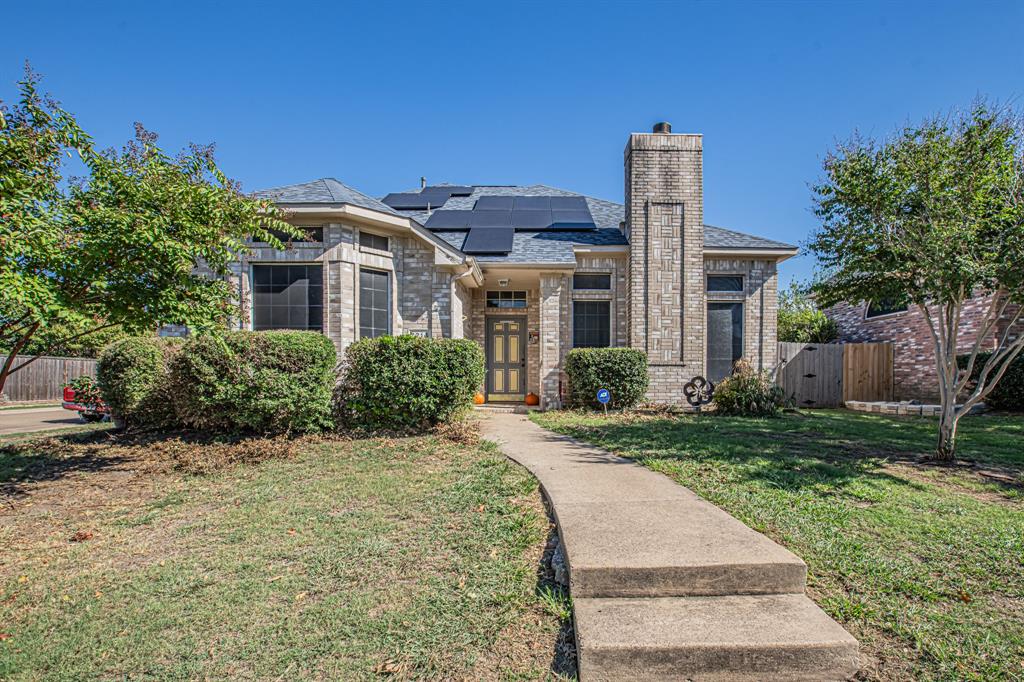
(171, 330, 336, 434)
(337, 335, 485, 430)
(97, 337, 181, 429)
(564, 348, 648, 409)
(957, 351, 1024, 411)
(712, 359, 785, 417)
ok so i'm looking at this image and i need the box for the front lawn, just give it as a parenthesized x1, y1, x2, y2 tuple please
(1, 428, 572, 680)
(532, 409, 1024, 682)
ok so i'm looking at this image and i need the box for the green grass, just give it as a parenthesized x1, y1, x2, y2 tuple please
(0, 433, 571, 680)
(532, 408, 1024, 682)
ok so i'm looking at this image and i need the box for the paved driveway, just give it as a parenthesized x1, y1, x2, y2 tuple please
(0, 406, 85, 436)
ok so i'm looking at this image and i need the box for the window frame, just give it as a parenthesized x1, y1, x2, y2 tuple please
(358, 267, 392, 339)
(706, 274, 745, 293)
(486, 290, 528, 309)
(572, 300, 612, 348)
(572, 273, 612, 290)
(358, 230, 390, 252)
(256, 224, 324, 244)
(864, 297, 909, 319)
(250, 263, 324, 333)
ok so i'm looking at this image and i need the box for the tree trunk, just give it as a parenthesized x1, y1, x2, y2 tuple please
(935, 407, 959, 462)
(0, 323, 40, 399)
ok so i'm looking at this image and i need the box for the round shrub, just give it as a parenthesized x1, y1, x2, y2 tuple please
(957, 351, 1024, 411)
(564, 348, 648, 409)
(97, 336, 181, 429)
(338, 335, 485, 430)
(712, 359, 785, 417)
(171, 330, 336, 434)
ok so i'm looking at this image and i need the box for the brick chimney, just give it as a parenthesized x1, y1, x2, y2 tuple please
(624, 123, 705, 401)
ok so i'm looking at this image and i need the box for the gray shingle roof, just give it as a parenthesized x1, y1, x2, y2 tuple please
(704, 225, 797, 250)
(255, 179, 797, 264)
(253, 178, 401, 216)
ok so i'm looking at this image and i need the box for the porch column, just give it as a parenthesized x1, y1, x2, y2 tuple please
(539, 272, 567, 409)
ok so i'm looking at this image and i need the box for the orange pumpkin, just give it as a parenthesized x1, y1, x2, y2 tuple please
(525, 392, 540, 406)
(473, 392, 486, 405)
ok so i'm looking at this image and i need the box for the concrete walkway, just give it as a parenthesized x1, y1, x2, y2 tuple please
(482, 411, 858, 681)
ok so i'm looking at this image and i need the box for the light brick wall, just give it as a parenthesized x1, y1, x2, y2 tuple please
(625, 131, 705, 403)
(540, 273, 569, 408)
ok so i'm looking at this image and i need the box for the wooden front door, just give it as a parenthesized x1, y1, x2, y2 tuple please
(486, 317, 526, 402)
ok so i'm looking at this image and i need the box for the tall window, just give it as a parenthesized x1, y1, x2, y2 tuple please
(706, 302, 743, 382)
(252, 264, 323, 331)
(573, 301, 610, 348)
(359, 268, 391, 338)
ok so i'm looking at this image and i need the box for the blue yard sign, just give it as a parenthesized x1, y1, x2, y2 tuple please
(596, 388, 611, 405)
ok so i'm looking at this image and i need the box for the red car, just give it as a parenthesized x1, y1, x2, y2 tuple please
(62, 383, 111, 423)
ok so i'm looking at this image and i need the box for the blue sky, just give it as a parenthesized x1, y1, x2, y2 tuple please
(3, 0, 1023, 285)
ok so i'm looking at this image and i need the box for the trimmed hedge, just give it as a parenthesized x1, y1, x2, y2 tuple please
(564, 348, 648, 409)
(712, 359, 785, 417)
(957, 351, 1024, 411)
(338, 335, 484, 430)
(97, 337, 181, 429)
(171, 330, 336, 434)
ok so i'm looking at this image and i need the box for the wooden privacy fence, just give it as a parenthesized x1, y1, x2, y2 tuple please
(776, 342, 893, 408)
(0, 356, 98, 403)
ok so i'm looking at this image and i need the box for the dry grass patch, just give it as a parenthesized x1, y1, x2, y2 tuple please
(1, 426, 571, 680)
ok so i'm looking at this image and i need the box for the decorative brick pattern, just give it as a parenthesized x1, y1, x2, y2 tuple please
(625, 132, 706, 403)
(827, 294, 1022, 401)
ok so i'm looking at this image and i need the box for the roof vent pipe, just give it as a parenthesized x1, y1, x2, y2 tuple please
(420, 176, 427, 189)
(653, 121, 672, 134)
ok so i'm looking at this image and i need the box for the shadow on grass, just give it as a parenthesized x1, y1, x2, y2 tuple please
(0, 428, 303, 500)
(0, 429, 132, 499)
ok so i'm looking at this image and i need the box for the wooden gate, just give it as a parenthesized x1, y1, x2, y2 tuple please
(777, 342, 844, 408)
(775, 342, 894, 408)
(842, 343, 894, 403)
(0, 356, 98, 403)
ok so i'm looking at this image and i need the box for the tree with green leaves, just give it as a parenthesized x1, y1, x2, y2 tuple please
(0, 66, 295, 397)
(810, 103, 1024, 460)
(778, 281, 839, 344)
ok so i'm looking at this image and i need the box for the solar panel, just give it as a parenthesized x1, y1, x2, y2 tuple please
(550, 209, 596, 229)
(468, 210, 512, 227)
(382, 186, 476, 210)
(462, 227, 514, 254)
(474, 196, 515, 210)
(424, 210, 472, 229)
(427, 185, 474, 196)
(381, 193, 430, 209)
(549, 196, 588, 210)
(512, 196, 550, 210)
(510, 210, 553, 228)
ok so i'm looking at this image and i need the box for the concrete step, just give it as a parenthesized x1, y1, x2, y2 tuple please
(556, 498, 807, 598)
(575, 594, 859, 681)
